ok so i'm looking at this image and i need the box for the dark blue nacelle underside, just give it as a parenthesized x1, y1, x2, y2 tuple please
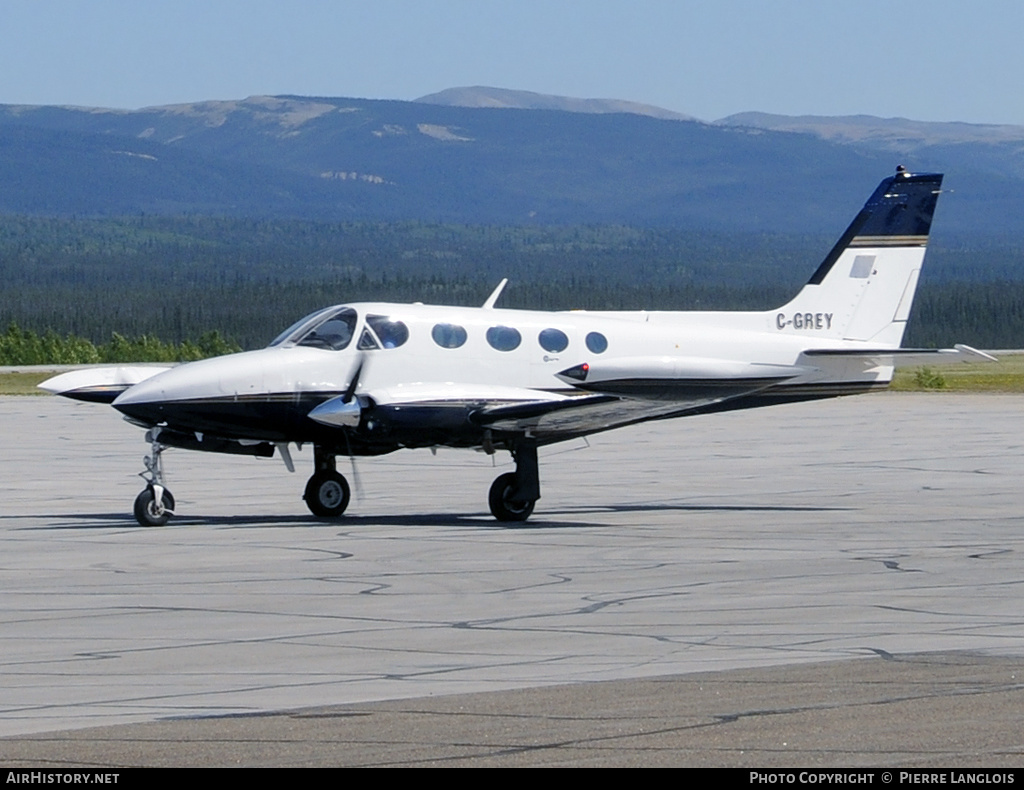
(113, 392, 488, 456)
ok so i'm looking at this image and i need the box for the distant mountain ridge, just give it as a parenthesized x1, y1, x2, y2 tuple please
(717, 111, 1024, 146)
(414, 86, 1024, 149)
(415, 85, 696, 121)
(2, 89, 1023, 236)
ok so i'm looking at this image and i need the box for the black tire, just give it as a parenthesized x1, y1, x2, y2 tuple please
(304, 471, 351, 517)
(488, 472, 535, 522)
(134, 487, 173, 527)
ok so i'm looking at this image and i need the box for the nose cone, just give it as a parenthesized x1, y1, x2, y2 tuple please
(113, 350, 272, 427)
(112, 347, 347, 442)
(112, 360, 208, 425)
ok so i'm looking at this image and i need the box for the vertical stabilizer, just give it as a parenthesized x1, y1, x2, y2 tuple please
(774, 168, 943, 346)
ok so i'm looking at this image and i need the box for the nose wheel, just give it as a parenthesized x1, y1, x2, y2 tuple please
(134, 485, 175, 527)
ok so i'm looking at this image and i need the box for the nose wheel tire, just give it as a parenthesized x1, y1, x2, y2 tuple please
(488, 472, 536, 522)
(134, 486, 174, 527)
(304, 471, 351, 518)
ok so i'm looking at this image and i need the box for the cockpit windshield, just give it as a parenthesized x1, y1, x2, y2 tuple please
(268, 306, 359, 350)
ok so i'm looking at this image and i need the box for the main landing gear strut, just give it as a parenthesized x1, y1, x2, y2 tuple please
(488, 440, 539, 522)
(303, 445, 351, 518)
(301, 442, 540, 522)
(133, 429, 175, 526)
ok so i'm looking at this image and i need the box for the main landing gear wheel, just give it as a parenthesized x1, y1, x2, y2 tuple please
(134, 486, 174, 527)
(304, 471, 351, 518)
(488, 472, 536, 522)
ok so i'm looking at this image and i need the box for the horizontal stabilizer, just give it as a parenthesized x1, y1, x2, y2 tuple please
(38, 366, 173, 403)
(802, 344, 997, 367)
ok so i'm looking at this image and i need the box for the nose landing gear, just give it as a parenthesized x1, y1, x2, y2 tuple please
(133, 429, 175, 526)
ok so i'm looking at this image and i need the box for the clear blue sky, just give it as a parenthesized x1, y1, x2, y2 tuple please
(2, 0, 1021, 125)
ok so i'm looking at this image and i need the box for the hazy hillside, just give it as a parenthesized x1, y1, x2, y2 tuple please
(3, 92, 1024, 237)
(718, 111, 1024, 145)
(415, 85, 696, 121)
(718, 111, 1024, 180)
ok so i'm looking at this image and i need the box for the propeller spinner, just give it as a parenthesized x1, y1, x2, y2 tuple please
(307, 355, 367, 429)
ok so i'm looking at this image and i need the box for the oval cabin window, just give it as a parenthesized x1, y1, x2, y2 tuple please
(538, 328, 569, 353)
(585, 332, 608, 354)
(432, 323, 468, 349)
(486, 326, 522, 352)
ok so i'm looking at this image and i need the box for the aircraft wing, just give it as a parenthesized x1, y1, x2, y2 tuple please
(469, 365, 802, 441)
(447, 345, 993, 441)
(310, 378, 783, 445)
(310, 382, 584, 431)
(349, 360, 808, 444)
(470, 393, 695, 442)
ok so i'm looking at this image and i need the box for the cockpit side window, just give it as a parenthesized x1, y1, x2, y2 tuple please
(366, 315, 409, 349)
(292, 307, 358, 350)
(357, 328, 380, 350)
(268, 306, 336, 348)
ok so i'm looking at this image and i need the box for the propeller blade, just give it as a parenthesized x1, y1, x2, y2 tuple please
(342, 354, 366, 404)
(342, 430, 364, 502)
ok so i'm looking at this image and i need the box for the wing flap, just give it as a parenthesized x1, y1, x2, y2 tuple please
(472, 393, 694, 440)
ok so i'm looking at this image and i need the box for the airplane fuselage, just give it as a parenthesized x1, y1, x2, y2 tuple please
(110, 300, 892, 454)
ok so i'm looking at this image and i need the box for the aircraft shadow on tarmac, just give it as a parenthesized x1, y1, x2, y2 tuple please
(11, 501, 853, 531)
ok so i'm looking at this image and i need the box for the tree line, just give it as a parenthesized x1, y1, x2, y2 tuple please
(2, 215, 1022, 357)
(0, 324, 240, 366)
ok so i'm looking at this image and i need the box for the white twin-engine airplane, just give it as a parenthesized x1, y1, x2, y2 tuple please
(42, 168, 993, 526)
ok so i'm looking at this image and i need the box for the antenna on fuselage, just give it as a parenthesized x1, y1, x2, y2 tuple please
(482, 278, 508, 309)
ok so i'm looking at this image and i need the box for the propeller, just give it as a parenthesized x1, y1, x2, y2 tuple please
(340, 353, 367, 501)
(307, 353, 368, 429)
(341, 419, 363, 502)
(306, 353, 369, 501)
